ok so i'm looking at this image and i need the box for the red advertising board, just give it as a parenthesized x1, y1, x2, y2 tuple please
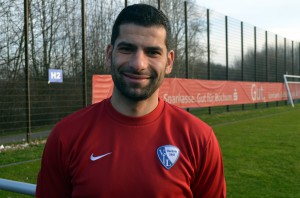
(92, 75, 300, 108)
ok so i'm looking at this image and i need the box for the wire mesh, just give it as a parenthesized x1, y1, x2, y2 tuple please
(0, 0, 299, 136)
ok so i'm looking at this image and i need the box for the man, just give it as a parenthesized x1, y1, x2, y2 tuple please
(36, 4, 226, 197)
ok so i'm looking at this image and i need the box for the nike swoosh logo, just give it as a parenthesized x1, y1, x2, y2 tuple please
(90, 152, 112, 161)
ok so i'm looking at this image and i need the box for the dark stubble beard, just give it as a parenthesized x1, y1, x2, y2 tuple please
(110, 56, 166, 101)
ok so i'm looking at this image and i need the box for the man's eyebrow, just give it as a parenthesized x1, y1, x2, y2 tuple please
(116, 41, 163, 52)
(116, 41, 135, 48)
(146, 46, 163, 52)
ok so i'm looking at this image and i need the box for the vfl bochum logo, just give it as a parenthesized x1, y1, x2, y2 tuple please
(157, 145, 180, 170)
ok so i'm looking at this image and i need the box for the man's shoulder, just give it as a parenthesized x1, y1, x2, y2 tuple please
(50, 99, 107, 138)
(163, 101, 208, 125)
(162, 101, 214, 150)
(61, 100, 105, 124)
(162, 101, 212, 135)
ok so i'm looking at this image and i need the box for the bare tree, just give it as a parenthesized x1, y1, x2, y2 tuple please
(29, 0, 68, 78)
(86, 0, 123, 75)
(0, 0, 25, 80)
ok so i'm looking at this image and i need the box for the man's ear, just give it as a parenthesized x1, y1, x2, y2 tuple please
(165, 50, 174, 74)
(106, 44, 113, 67)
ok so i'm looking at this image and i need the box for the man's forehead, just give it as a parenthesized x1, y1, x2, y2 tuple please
(116, 24, 167, 47)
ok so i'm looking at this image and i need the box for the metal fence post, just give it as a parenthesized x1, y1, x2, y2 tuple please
(265, 31, 268, 107)
(275, 35, 278, 82)
(284, 38, 287, 105)
(292, 41, 294, 75)
(299, 43, 300, 75)
(184, 1, 188, 79)
(254, 26, 257, 108)
(241, 21, 245, 110)
(225, 16, 229, 112)
(207, 9, 210, 80)
(254, 26, 257, 82)
(275, 34, 278, 106)
(184, 1, 189, 112)
(24, 0, 31, 142)
(241, 22, 244, 81)
(284, 38, 287, 74)
(81, 0, 87, 107)
(207, 9, 211, 114)
(225, 16, 229, 80)
(265, 31, 268, 82)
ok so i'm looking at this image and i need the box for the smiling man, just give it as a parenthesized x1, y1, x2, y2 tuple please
(36, 4, 226, 198)
(108, 23, 173, 116)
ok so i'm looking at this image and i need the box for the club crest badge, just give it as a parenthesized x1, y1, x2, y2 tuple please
(157, 145, 180, 170)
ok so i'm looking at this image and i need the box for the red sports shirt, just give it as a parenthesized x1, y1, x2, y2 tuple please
(36, 98, 226, 197)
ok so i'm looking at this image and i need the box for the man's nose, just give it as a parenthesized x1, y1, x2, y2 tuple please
(129, 50, 147, 71)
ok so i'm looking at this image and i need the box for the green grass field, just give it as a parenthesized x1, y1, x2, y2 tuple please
(1, 104, 299, 197)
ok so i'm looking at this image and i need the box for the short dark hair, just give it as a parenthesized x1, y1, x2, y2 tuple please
(111, 4, 172, 50)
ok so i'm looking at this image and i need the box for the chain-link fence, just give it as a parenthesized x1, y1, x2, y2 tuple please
(1, 0, 299, 139)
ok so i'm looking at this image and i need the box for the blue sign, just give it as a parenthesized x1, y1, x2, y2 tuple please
(48, 69, 63, 83)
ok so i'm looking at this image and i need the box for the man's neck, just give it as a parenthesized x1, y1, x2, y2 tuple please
(110, 91, 159, 117)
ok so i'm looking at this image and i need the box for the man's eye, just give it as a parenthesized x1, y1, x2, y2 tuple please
(148, 51, 161, 56)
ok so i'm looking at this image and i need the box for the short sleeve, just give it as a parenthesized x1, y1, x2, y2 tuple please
(36, 128, 72, 198)
(191, 130, 226, 198)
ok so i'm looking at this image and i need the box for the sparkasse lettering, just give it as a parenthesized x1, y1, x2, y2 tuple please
(163, 94, 195, 104)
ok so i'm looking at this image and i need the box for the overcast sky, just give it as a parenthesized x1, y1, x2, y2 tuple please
(196, 0, 300, 42)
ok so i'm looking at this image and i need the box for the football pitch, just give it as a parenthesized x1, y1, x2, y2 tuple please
(0, 104, 299, 197)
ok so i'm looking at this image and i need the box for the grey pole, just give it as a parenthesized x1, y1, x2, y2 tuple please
(0, 178, 36, 196)
(24, 0, 31, 142)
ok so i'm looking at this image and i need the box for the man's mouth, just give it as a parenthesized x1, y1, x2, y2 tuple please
(123, 72, 151, 81)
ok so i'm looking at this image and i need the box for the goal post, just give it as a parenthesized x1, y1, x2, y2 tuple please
(283, 74, 300, 107)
